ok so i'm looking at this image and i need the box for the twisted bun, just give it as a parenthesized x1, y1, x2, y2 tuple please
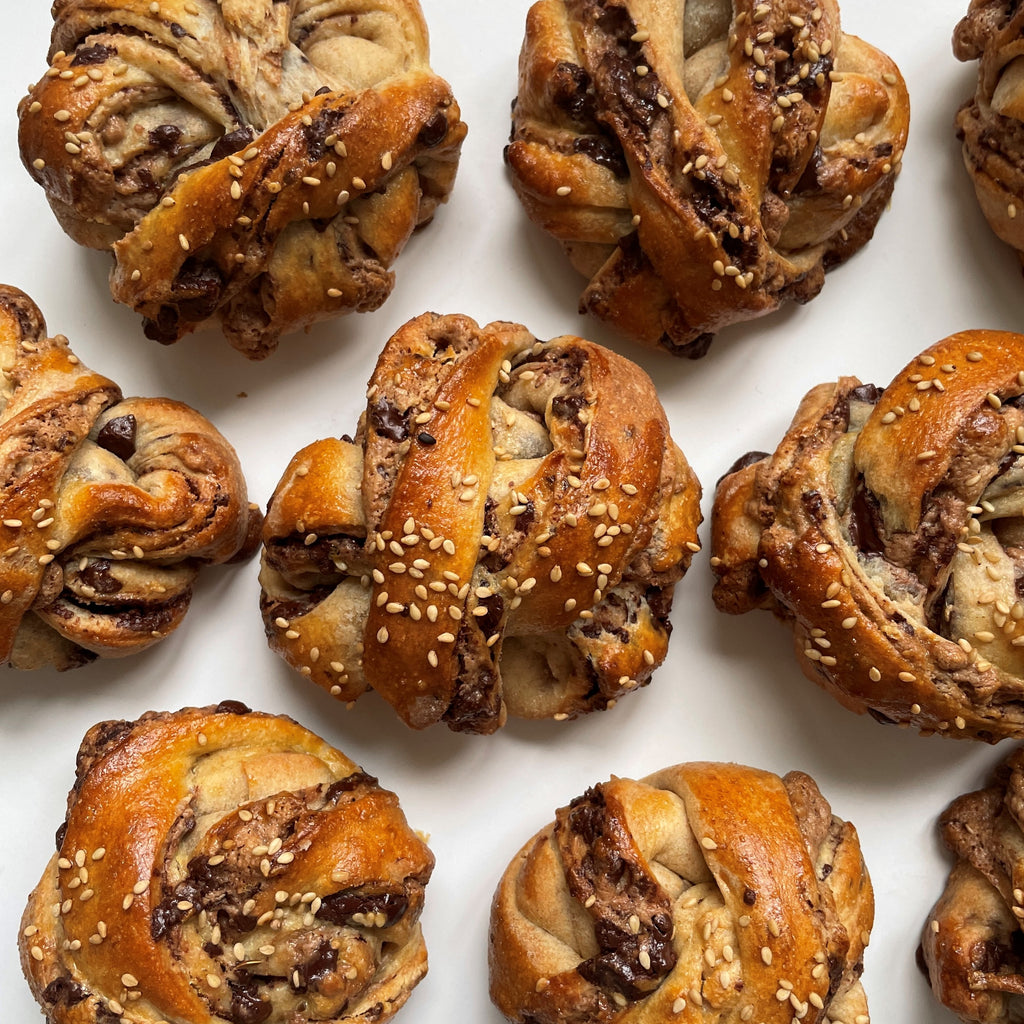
(18, 0, 466, 358)
(19, 703, 434, 1024)
(711, 330, 1024, 741)
(0, 285, 259, 670)
(489, 762, 872, 1024)
(920, 745, 1024, 1022)
(954, 0, 1024, 268)
(260, 312, 702, 733)
(506, 0, 909, 356)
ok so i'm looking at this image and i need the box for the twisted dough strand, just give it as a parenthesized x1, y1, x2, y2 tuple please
(488, 763, 872, 1024)
(260, 312, 701, 733)
(711, 330, 1024, 740)
(18, 704, 434, 1024)
(0, 285, 259, 670)
(507, 0, 909, 355)
(18, 0, 465, 357)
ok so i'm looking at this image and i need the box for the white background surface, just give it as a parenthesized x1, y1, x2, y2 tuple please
(0, 1, 1017, 1021)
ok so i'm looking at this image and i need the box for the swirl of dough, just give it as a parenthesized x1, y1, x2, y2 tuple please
(507, 0, 909, 356)
(488, 762, 873, 1024)
(18, 703, 435, 1024)
(711, 330, 1024, 741)
(920, 744, 1024, 1022)
(17, 0, 466, 358)
(954, 0, 1024, 269)
(259, 312, 702, 733)
(0, 285, 260, 670)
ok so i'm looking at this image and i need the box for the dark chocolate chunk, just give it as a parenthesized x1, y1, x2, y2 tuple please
(149, 123, 184, 152)
(324, 771, 378, 803)
(77, 560, 123, 597)
(306, 939, 339, 986)
(369, 398, 408, 442)
(417, 110, 448, 147)
(71, 43, 116, 66)
(42, 977, 89, 1006)
(228, 971, 272, 1024)
(96, 415, 137, 461)
(316, 888, 410, 928)
(215, 700, 252, 715)
(211, 127, 256, 162)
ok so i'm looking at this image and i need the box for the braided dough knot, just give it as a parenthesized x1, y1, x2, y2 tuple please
(711, 330, 1024, 740)
(259, 312, 701, 733)
(488, 763, 873, 1024)
(507, 0, 909, 355)
(18, 705, 434, 1024)
(0, 285, 259, 670)
(920, 745, 1024, 1023)
(954, 0, 1024, 265)
(18, 0, 466, 358)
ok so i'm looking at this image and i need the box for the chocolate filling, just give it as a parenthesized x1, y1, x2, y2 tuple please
(556, 783, 676, 1002)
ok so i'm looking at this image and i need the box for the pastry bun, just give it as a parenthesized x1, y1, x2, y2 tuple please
(0, 284, 259, 670)
(260, 312, 702, 733)
(18, 0, 466, 358)
(19, 703, 434, 1024)
(507, 0, 909, 356)
(489, 762, 873, 1024)
(712, 330, 1024, 741)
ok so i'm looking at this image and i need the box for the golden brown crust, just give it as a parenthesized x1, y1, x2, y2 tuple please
(17, 0, 466, 358)
(954, 0, 1024, 266)
(710, 330, 1024, 741)
(507, 0, 909, 356)
(259, 312, 702, 734)
(0, 285, 259, 670)
(18, 703, 434, 1024)
(488, 762, 873, 1024)
(920, 746, 1024, 1023)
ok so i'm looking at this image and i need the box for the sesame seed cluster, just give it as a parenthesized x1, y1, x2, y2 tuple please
(16, 0, 466, 358)
(17, 704, 434, 1024)
(506, 0, 910, 356)
(953, 1, 1024, 271)
(259, 312, 703, 734)
(489, 763, 873, 1024)
(0, 285, 259, 670)
(711, 330, 1024, 741)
